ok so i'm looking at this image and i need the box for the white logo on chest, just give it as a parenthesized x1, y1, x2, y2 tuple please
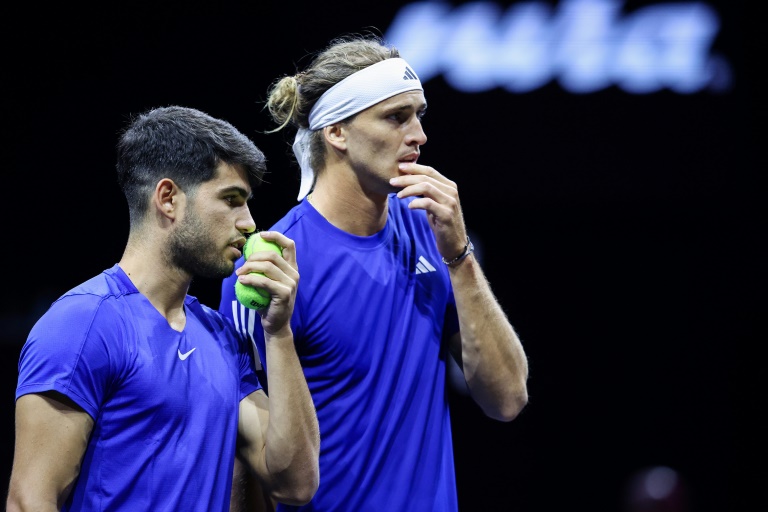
(178, 348, 197, 360)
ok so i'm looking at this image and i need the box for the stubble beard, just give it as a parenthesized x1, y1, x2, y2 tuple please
(167, 207, 234, 280)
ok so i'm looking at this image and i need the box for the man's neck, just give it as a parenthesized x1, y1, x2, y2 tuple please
(119, 247, 190, 331)
(307, 184, 389, 237)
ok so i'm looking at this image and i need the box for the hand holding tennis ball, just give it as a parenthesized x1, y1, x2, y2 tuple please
(235, 233, 284, 310)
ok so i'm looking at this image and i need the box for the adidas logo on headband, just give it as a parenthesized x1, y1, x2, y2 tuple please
(403, 67, 418, 80)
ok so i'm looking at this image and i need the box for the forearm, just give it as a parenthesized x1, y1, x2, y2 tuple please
(262, 328, 320, 504)
(449, 255, 529, 421)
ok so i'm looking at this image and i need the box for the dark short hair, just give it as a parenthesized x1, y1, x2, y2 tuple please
(116, 105, 267, 225)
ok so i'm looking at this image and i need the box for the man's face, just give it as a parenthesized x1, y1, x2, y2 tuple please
(167, 162, 255, 280)
(343, 90, 428, 195)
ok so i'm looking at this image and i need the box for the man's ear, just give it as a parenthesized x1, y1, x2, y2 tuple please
(323, 124, 347, 151)
(154, 178, 180, 219)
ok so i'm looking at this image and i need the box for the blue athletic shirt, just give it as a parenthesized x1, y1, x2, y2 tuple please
(220, 194, 461, 511)
(17, 264, 261, 512)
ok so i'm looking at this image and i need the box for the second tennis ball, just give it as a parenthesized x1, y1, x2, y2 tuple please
(235, 233, 283, 310)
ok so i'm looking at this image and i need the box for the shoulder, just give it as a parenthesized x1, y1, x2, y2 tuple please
(272, 201, 311, 234)
(39, 268, 133, 327)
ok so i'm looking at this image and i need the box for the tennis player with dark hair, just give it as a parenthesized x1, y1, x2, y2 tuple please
(7, 106, 319, 512)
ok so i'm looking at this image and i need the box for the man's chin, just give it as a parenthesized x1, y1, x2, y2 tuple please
(216, 261, 236, 280)
(196, 260, 235, 281)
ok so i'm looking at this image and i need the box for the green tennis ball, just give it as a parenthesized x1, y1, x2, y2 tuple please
(235, 233, 283, 310)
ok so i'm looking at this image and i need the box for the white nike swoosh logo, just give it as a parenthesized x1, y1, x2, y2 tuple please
(178, 348, 197, 360)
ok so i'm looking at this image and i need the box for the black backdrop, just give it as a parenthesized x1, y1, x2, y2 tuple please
(2, 1, 764, 510)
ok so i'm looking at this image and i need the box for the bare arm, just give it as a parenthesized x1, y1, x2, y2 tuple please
(7, 392, 94, 511)
(445, 256, 529, 421)
(230, 457, 276, 512)
(233, 231, 320, 505)
(392, 163, 529, 421)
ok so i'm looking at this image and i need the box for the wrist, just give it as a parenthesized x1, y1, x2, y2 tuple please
(442, 236, 474, 267)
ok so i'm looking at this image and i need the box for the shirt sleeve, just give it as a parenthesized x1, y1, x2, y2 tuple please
(17, 294, 115, 420)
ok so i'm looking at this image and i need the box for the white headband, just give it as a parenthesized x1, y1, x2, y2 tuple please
(292, 57, 423, 200)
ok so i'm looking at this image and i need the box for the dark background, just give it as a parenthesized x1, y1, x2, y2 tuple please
(2, 1, 764, 510)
